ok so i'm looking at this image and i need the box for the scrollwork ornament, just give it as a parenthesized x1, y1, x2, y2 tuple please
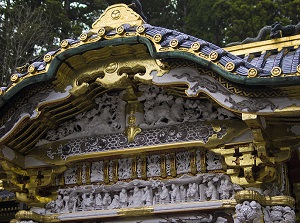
(116, 25, 125, 35)
(153, 34, 162, 43)
(136, 25, 145, 34)
(225, 62, 235, 72)
(191, 42, 201, 51)
(60, 39, 69, 48)
(170, 39, 179, 48)
(11, 74, 19, 82)
(79, 33, 88, 42)
(248, 68, 258, 78)
(209, 51, 219, 61)
(271, 66, 282, 77)
(43, 54, 52, 63)
(98, 27, 106, 37)
(297, 64, 300, 74)
(28, 65, 36, 73)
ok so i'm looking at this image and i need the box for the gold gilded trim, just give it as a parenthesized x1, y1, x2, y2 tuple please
(117, 206, 154, 217)
(224, 34, 300, 55)
(15, 210, 60, 223)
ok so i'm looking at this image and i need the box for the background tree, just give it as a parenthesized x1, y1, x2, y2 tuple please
(1, 0, 300, 86)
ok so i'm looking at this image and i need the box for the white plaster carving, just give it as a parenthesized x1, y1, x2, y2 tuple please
(263, 205, 296, 223)
(109, 160, 114, 182)
(235, 201, 262, 223)
(146, 155, 161, 177)
(40, 92, 126, 143)
(81, 163, 87, 184)
(90, 161, 104, 182)
(165, 154, 171, 176)
(64, 165, 77, 185)
(176, 151, 191, 174)
(138, 85, 236, 127)
(136, 157, 142, 178)
(46, 173, 241, 214)
(196, 149, 202, 172)
(206, 151, 222, 170)
(118, 158, 132, 180)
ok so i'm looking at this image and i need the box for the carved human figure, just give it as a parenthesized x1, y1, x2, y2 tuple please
(206, 181, 219, 200)
(54, 195, 64, 213)
(198, 183, 207, 201)
(119, 188, 128, 208)
(95, 193, 103, 209)
(179, 185, 187, 202)
(109, 195, 121, 209)
(219, 179, 233, 199)
(68, 192, 78, 212)
(103, 192, 112, 209)
(130, 186, 143, 207)
(170, 184, 181, 203)
(81, 193, 95, 211)
(63, 192, 70, 212)
(187, 183, 198, 201)
(142, 186, 153, 206)
(160, 185, 170, 204)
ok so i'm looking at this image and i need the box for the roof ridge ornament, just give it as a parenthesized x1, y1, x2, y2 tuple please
(91, 3, 145, 34)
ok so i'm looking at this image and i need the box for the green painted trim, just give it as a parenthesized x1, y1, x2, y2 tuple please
(1, 36, 300, 107)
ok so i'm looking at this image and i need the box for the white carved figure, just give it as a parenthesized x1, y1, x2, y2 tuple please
(206, 181, 219, 200)
(119, 188, 128, 207)
(129, 186, 143, 207)
(68, 192, 78, 212)
(42, 92, 126, 142)
(63, 191, 70, 212)
(187, 183, 198, 201)
(160, 185, 170, 204)
(55, 194, 64, 213)
(170, 184, 181, 203)
(109, 195, 121, 209)
(102, 192, 112, 209)
(138, 85, 236, 127)
(198, 183, 207, 201)
(219, 179, 233, 199)
(95, 193, 103, 209)
(81, 193, 95, 211)
(179, 185, 187, 202)
(142, 186, 153, 206)
(235, 201, 262, 223)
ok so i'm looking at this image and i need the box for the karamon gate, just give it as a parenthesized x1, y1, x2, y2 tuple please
(0, 3, 300, 223)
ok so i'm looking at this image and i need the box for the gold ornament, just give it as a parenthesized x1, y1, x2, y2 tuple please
(170, 39, 179, 48)
(225, 62, 235, 72)
(43, 54, 52, 63)
(297, 64, 300, 73)
(79, 33, 88, 42)
(153, 34, 162, 43)
(116, 26, 125, 34)
(111, 9, 121, 20)
(191, 42, 201, 51)
(98, 27, 106, 37)
(209, 51, 219, 61)
(10, 74, 19, 82)
(136, 25, 145, 34)
(28, 65, 36, 73)
(248, 68, 258, 78)
(271, 66, 282, 77)
(105, 62, 118, 74)
(60, 39, 69, 48)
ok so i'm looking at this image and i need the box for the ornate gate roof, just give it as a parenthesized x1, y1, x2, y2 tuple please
(0, 3, 299, 223)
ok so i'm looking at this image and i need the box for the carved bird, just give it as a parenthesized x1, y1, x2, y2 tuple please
(106, 0, 147, 21)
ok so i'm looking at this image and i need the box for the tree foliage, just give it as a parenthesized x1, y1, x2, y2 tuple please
(1, 0, 300, 86)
